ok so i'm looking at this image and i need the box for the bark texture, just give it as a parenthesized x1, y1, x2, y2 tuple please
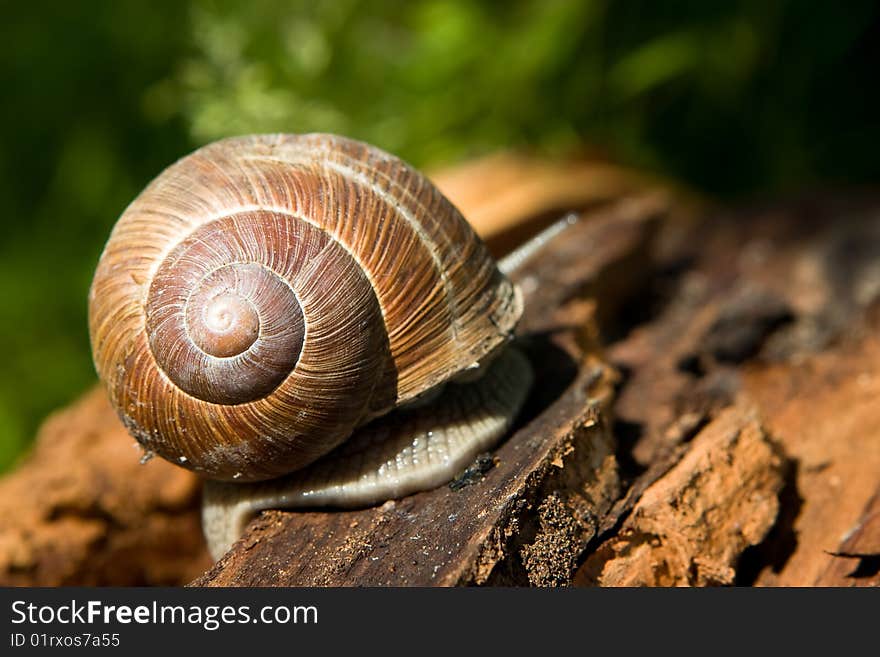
(0, 389, 210, 585)
(1, 150, 878, 587)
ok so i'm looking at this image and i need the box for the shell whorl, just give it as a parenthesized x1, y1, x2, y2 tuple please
(89, 134, 522, 482)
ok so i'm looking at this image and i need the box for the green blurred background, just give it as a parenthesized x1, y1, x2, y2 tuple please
(1, 0, 878, 471)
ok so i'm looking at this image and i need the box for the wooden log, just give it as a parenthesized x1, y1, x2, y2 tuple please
(741, 310, 880, 586)
(575, 403, 785, 586)
(3, 146, 880, 587)
(578, 192, 880, 587)
(0, 388, 210, 586)
(816, 489, 880, 587)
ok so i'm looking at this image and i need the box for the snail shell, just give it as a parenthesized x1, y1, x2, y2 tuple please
(88, 133, 525, 491)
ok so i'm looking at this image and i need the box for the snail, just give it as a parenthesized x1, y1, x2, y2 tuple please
(88, 133, 554, 560)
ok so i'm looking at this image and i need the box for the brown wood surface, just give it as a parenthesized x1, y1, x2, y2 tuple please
(816, 489, 880, 586)
(580, 192, 880, 586)
(2, 151, 879, 587)
(0, 388, 210, 585)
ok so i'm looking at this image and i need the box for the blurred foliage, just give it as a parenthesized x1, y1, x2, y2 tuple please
(1, 0, 878, 471)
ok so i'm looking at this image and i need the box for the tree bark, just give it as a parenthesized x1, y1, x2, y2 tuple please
(2, 151, 879, 587)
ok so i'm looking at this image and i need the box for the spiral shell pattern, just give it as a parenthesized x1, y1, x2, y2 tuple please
(89, 134, 521, 482)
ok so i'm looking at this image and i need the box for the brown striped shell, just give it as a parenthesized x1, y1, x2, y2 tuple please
(88, 134, 522, 482)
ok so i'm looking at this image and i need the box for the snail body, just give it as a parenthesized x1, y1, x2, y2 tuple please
(89, 134, 531, 558)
